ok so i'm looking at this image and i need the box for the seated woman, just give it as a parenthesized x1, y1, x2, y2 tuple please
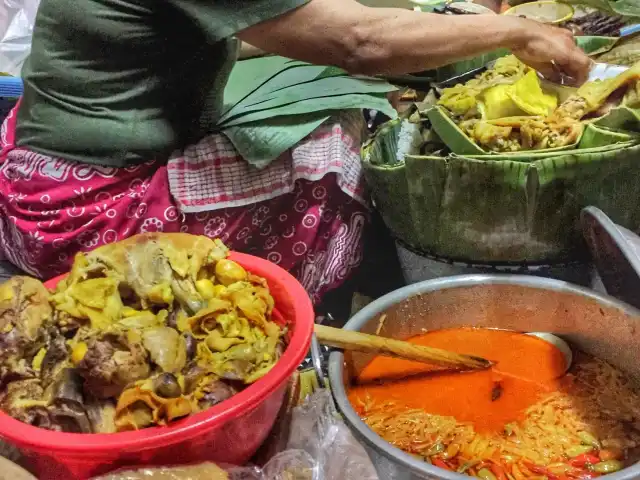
(0, 0, 591, 304)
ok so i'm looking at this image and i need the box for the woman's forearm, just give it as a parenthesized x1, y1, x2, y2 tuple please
(343, 12, 527, 74)
(238, 0, 528, 75)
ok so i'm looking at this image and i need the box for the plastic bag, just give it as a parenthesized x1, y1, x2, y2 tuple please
(93, 463, 259, 480)
(93, 390, 378, 480)
(276, 390, 378, 480)
(0, 0, 39, 75)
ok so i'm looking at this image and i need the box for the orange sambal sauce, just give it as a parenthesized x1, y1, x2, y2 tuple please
(348, 327, 567, 433)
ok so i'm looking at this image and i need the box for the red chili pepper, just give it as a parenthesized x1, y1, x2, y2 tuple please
(576, 473, 598, 480)
(566, 469, 598, 480)
(524, 462, 559, 480)
(433, 458, 451, 471)
(490, 464, 508, 480)
(570, 454, 601, 468)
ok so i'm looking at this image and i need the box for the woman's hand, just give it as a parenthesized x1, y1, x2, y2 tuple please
(508, 17, 593, 85)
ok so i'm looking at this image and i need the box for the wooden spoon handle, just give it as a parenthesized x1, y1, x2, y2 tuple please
(314, 324, 492, 371)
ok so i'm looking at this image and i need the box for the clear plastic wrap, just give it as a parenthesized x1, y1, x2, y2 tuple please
(93, 389, 378, 480)
(0, 0, 39, 75)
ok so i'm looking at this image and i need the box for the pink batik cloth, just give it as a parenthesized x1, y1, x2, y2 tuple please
(0, 101, 369, 304)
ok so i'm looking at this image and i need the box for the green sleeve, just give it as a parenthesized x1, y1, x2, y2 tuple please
(168, 0, 312, 41)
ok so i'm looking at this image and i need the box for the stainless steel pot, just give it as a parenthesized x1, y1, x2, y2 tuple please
(328, 275, 640, 480)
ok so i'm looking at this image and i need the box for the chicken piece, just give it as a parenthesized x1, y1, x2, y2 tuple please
(520, 117, 584, 150)
(80, 234, 230, 314)
(63, 251, 121, 287)
(0, 379, 51, 428)
(141, 327, 187, 373)
(77, 333, 150, 399)
(123, 241, 175, 304)
(471, 121, 515, 151)
(0, 277, 52, 360)
(123, 240, 203, 313)
(552, 95, 590, 122)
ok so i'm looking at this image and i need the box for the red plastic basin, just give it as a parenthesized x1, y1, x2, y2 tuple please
(0, 251, 314, 479)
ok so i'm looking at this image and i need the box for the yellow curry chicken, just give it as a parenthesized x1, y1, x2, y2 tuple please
(438, 56, 640, 152)
(0, 233, 285, 433)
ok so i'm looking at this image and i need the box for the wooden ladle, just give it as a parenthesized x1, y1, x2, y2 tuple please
(314, 324, 492, 371)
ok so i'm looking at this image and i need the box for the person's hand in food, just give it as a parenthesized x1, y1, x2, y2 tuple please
(507, 17, 593, 85)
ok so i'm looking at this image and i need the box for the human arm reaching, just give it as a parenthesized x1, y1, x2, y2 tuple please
(237, 0, 592, 85)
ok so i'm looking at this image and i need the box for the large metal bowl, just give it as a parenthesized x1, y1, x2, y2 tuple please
(328, 275, 640, 480)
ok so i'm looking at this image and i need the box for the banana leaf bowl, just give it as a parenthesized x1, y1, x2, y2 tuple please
(363, 40, 640, 264)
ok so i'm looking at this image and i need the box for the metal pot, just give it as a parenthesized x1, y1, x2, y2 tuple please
(328, 275, 640, 480)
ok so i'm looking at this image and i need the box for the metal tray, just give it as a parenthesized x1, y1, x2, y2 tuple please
(581, 206, 640, 310)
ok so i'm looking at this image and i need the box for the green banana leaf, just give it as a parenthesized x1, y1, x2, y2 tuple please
(363, 117, 407, 166)
(562, 0, 640, 18)
(597, 34, 640, 66)
(223, 113, 330, 169)
(222, 93, 395, 128)
(575, 36, 619, 57)
(579, 124, 640, 148)
(463, 140, 638, 162)
(595, 105, 640, 131)
(247, 75, 392, 108)
(220, 76, 394, 126)
(362, 118, 425, 246)
(221, 58, 396, 127)
(612, 0, 640, 17)
(411, 0, 468, 12)
(222, 58, 309, 116)
(218, 56, 397, 167)
(363, 118, 640, 263)
(426, 107, 485, 155)
(221, 64, 347, 121)
(433, 50, 510, 83)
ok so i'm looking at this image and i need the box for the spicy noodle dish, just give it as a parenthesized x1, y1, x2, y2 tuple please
(0, 233, 284, 433)
(349, 327, 640, 478)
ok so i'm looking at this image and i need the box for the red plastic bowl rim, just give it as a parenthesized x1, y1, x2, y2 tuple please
(0, 251, 314, 453)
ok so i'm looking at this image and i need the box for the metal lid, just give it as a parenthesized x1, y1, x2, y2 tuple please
(581, 206, 640, 310)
